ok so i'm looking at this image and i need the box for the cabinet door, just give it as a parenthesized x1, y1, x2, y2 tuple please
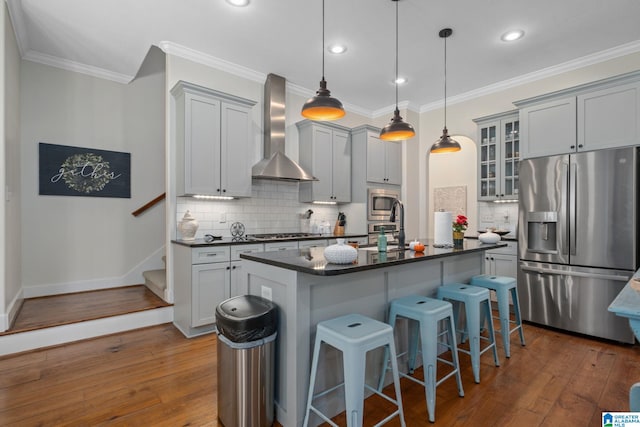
(230, 261, 247, 297)
(366, 134, 387, 184)
(385, 141, 402, 185)
(578, 81, 640, 152)
(520, 97, 576, 158)
(311, 126, 334, 201)
(500, 118, 520, 199)
(478, 121, 499, 201)
(264, 241, 298, 252)
(184, 94, 221, 195)
(332, 130, 351, 202)
(221, 102, 252, 197)
(191, 263, 230, 327)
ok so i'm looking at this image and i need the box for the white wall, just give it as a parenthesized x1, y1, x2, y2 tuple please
(19, 49, 166, 296)
(415, 51, 640, 239)
(3, 2, 21, 330)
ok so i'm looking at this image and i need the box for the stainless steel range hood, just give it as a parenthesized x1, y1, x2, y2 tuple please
(252, 73, 317, 182)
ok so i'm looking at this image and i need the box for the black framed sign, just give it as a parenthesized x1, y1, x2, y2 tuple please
(39, 143, 131, 198)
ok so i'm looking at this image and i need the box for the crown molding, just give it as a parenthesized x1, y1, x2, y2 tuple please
(22, 50, 133, 84)
(420, 39, 640, 114)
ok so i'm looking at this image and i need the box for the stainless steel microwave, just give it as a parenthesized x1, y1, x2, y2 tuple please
(368, 188, 399, 221)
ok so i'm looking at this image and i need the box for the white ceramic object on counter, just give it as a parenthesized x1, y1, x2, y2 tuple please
(177, 210, 199, 240)
(478, 230, 501, 244)
(324, 239, 358, 264)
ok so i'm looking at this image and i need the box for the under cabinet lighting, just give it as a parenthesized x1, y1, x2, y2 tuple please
(328, 44, 347, 54)
(226, 0, 250, 7)
(312, 201, 337, 205)
(193, 195, 235, 200)
(493, 199, 518, 204)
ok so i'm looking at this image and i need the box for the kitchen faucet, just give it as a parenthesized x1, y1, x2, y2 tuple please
(389, 198, 405, 250)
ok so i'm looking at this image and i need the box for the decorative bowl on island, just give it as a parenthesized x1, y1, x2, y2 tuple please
(323, 239, 358, 264)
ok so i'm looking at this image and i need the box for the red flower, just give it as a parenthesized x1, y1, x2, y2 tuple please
(452, 215, 468, 232)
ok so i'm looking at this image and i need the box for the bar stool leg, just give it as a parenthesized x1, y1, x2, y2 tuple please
(387, 339, 407, 427)
(483, 300, 500, 367)
(421, 318, 438, 423)
(465, 301, 482, 383)
(447, 312, 465, 398)
(511, 287, 526, 347)
(495, 287, 512, 357)
(303, 334, 323, 427)
(343, 347, 366, 427)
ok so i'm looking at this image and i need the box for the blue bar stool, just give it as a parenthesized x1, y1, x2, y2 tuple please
(378, 295, 464, 423)
(437, 283, 500, 383)
(470, 274, 526, 358)
(303, 313, 406, 427)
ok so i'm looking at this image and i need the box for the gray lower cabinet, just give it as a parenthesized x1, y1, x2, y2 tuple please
(173, 243, 263, 338)
(516, 71, 640, 159)
(483, 240, 517, 278)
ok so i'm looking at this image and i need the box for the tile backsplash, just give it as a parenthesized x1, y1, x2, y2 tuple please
(176, 180, 340, 239)
(477, 201, 519, 235)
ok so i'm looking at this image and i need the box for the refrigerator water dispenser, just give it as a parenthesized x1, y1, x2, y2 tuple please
(526, 211, 558, 253)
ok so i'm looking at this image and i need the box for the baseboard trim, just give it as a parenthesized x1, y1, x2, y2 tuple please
(0, 306, 174, 357)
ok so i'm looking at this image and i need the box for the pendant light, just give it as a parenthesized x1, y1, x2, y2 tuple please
(380, 0, 415, 141)
(431, 28, 461, 153)
(301, 0, 345, 121)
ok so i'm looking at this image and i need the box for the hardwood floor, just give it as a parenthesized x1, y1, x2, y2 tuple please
(0, 316, 637, 426)
(2, 285, 171, 335)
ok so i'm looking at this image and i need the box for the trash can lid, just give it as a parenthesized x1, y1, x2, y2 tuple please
(216, 295, 278, 342)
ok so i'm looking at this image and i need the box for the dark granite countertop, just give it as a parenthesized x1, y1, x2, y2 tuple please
(465, 234, 518, 242)
(172, 233, 369, 247)
(240, 239, 507, 276)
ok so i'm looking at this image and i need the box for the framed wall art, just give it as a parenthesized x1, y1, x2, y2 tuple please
(39, 142, 131, 198)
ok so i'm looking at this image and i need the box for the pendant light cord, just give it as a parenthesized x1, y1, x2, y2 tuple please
(321, 0, 325, 81)
(443, 31, 447, 128)
(394, 0, 399, 109)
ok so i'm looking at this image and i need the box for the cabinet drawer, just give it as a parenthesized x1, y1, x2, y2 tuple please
(264, 241, 298, 252)
(192, 246, 231, 264)
(231, 244, 264, 261)
(486, 240, 517, 256)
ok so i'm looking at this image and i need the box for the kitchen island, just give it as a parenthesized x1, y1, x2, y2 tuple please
(240, 239, 506, 427)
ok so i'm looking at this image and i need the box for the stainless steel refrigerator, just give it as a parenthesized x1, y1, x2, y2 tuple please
(518, 147, 637, 343)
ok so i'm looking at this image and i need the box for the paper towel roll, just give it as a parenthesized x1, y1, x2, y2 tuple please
(434, 211, 453, 247)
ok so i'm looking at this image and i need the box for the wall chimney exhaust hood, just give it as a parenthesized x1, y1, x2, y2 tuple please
(252, 74, 317, 182)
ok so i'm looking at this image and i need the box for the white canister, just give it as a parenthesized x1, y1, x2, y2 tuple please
(178, 210, 199, 240)
(478, 230, 501, 244)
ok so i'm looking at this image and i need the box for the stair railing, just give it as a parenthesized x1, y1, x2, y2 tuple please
(132, 193, 166, 217)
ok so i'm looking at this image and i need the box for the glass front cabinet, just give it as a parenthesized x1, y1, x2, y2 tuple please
(474, 111, 520, 201)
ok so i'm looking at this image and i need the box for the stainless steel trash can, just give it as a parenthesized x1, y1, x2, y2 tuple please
(216, 295, 278, 427)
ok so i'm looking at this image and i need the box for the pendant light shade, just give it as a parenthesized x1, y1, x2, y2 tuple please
(301, 0, 345, 121)
(380, 0, 415, 141)
(431, 28, 461, 153)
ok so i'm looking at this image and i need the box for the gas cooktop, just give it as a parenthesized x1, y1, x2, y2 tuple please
(245, 232, 323, 241)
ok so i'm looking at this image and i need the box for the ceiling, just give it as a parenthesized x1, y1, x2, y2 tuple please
(7, 0, 640, 116)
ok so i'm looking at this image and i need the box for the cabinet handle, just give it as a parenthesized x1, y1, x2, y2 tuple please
(226, 266, 230, 270)
(222, 189, 226, 193)
(232, 265, 236, 270)
(206, 253, 217, 257)
(217, 188, 220, 192)
(570, 145, 575, 149)
(578, 144, 583, 148)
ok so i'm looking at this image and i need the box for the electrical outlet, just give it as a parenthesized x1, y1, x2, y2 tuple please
(219, 213, 226, 223)
(261, 285, 272, 301)
(481, 215, 494, 222)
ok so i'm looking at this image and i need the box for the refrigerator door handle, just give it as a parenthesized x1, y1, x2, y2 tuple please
(569, 162, 577, 256)
(560, 162, 570, 256)
(520, 265, 630, 282)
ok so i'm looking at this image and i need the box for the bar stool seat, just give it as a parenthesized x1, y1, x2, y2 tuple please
(379, 295, 464, 423)
(470, 274, 526, 358)
(437, 283, 500, 383)
(303, 313, 406, 427)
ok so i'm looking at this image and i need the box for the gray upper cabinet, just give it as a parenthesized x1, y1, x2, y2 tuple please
(352, 125, 402, 186)
(297, 120, 351, 203)
(516, 71, 640, 159)
(172, 81, 256, 197)
(473, 111, 520, 201)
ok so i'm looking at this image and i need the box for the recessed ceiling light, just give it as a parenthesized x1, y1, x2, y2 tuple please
(501, 29, 525, 42)
(394, 77, 408, 85)
(328, 44, 347, 54)
(226, 0, 250, 7)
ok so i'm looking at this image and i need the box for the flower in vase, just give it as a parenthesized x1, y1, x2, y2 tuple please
(452, 215, 468, 233)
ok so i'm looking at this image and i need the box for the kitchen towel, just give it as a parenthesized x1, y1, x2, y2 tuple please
(434, 211, 454, 247)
